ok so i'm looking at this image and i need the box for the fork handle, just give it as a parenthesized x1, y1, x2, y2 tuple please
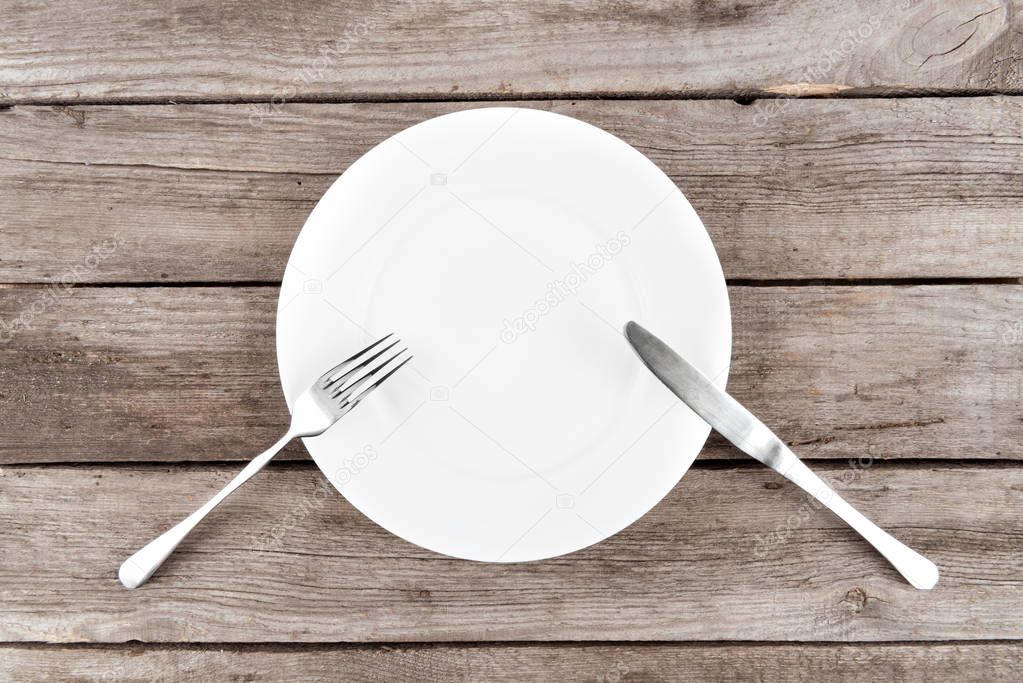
(118, 430, 295, 589)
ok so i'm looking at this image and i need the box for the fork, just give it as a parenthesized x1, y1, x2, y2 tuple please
(118, 335, 412, 589)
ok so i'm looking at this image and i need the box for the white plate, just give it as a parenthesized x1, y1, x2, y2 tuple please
(277, 107, 731, 562)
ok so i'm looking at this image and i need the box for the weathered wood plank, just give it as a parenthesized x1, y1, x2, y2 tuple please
(2, 98, 1021, 282)
(0, 463, 1018, 642)
(0, 287, 299, 462)
(1, 0, 1020, 103)
(1, 285, 1019, 464)
(2, 642, 1021, 682)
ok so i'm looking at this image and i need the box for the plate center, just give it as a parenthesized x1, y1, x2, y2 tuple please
(361, 186, 643, 479)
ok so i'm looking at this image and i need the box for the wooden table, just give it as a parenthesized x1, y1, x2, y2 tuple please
(2, 1, 1021, 680)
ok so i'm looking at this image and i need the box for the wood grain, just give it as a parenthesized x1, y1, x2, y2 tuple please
(1, 0, 1020, 103)
(2, 642, 1021, 681)
(0, 462, 1018, 642)
(2, 98, 1021, 283)
(1, 285, 1019, 464)
(2, 0, 1019, 667)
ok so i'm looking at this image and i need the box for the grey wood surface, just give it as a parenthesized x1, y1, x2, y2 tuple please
(0, 463, 1019, 642)
(2, 0, 1022, 678)
(2, 643, 1021, 682)
(2, 98, 1021, 283)
(1, 285, 1019, 464)
(1, 0, 1020, 103)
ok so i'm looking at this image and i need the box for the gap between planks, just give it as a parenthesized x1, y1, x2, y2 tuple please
(2, 639, 1021, 650)
(6, 88, 1023, 108)
(0, 277, 1020, 290)
(4, 459, 1023, 471)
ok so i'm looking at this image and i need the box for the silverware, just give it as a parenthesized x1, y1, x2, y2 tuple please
(119, 335, 412, 589)
(625, 321, 939, 590)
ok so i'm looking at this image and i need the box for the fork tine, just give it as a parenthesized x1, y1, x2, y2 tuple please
(336, 353, 413, 416)
(347, 354, 413, 405)
(323, 338, 402, 390)
(318, 334, 394, 388)
(329, 346, 409, 401)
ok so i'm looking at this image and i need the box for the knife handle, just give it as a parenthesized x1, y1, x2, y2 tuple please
(768, 447, 939, 590)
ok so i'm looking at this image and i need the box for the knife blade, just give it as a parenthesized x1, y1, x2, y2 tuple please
(625, 320, 939, 590)
(625, 320, 790, 473)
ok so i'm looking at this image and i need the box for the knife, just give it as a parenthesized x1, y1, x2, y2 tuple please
(625, 321, 939, 590)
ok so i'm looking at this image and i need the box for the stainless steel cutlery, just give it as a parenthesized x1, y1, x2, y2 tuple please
(626, 321, 938, 589)
(119, 335, 411, 589)
(120, 321, 939, 590)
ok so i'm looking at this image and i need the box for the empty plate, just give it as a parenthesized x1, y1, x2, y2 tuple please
(277, 107, 731, 561)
